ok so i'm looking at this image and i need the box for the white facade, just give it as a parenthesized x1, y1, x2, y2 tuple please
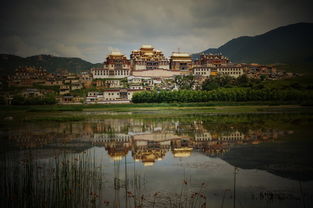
(192, 66, 244, 78)
(194, 132, 212, 141)
(91, 68, 130, 79)
(85, 89, 143, 103)
(132, 69, 181, 78)
(130, 85, 143, 90)
(220, 131, 245, 141)
(159, 64, 170, 70)
(217, 66, 244, 78)
(93, 133, 132, 142)
(101, 91, 121, 101)
(193, 67, 212, 77)
(86, 91, 121, 102)
(133, 64, 146, 71)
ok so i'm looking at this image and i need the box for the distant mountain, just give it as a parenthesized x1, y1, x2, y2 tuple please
(0, 54, 102, 75)
(2, 22, 312, 75)
(193, 22, 313, 64)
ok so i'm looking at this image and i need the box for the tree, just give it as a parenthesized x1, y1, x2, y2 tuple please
(202, 79, 219, 91)
(132, 88, 313, 103)
(120, 78, 129, 88)
(0, 96, 5, 105)
(12, 95, 25, 105)
(174, 75, 195, 90)
(236, 74, 250, 87)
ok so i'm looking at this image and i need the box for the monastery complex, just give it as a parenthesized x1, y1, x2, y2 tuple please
(3, 44, 295, 104)
(91, 44, 244, 79)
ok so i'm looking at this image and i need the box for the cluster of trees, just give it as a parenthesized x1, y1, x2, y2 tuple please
(175, 75, 195, 90)
(174, 74, 265, 91)
(0, 96, 5, 105)
(132, 88, 313, 103)
(12, 94, 57, 105)
(201, 74, 260, 90)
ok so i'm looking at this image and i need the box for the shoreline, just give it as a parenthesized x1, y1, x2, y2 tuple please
(1, 104, 313, 123)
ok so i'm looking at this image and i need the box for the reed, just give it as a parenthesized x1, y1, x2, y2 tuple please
(0, 149, 106, 208)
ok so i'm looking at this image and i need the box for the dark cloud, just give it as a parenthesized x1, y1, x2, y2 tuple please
(0, 0, 312, 63)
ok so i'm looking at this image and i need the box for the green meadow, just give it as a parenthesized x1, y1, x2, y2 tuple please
(1, 103, 313, 122)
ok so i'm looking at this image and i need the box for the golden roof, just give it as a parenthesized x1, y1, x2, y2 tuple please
(141, 44, 153, 49)
(173, 152, 191, 158)
(172, 147, 193, 158)
(110, 51, 123, 56)
(143, 161, 155, 166)
(145, 52, 154, 56)
(111, 155, 123, 161)
(171, 52, 190, 57)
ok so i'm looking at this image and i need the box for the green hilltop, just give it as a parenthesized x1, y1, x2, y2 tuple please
(193, 22, 313, 72)
(0, 54, 102, 75)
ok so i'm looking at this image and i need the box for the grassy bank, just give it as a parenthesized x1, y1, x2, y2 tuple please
(1, 100, 313, 112)
(1, 104, 313, 123)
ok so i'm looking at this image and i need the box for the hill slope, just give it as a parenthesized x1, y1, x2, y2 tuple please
(0, 54, 102, 75)
(193, 22, 313, 64)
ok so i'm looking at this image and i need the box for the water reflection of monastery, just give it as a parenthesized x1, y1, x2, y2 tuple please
(7, 119, 293, 165)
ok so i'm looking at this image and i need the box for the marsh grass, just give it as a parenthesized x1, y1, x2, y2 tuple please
(1, 110, 313, 207)
(1, 144, 311, 208)
(0, 148, 212, 208)
(24, 115, 86, 122)
(0, 150, 106, 208)
(1, 101, 309, 112)
(2, 107, 313, 128)
(27, 105, 84, 112)
(1, 103, 313, 124)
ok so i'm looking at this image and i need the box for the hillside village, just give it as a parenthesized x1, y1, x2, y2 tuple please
(1, 45, 297, 104)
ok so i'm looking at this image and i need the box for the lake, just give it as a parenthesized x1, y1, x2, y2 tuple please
(1, 110, 313, 208)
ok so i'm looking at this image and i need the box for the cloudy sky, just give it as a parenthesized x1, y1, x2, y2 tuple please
(0, 0, 312, 63)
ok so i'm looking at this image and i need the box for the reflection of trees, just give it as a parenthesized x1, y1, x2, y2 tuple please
(2, 113, 312, 208)
(6, 113, 303, 161)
